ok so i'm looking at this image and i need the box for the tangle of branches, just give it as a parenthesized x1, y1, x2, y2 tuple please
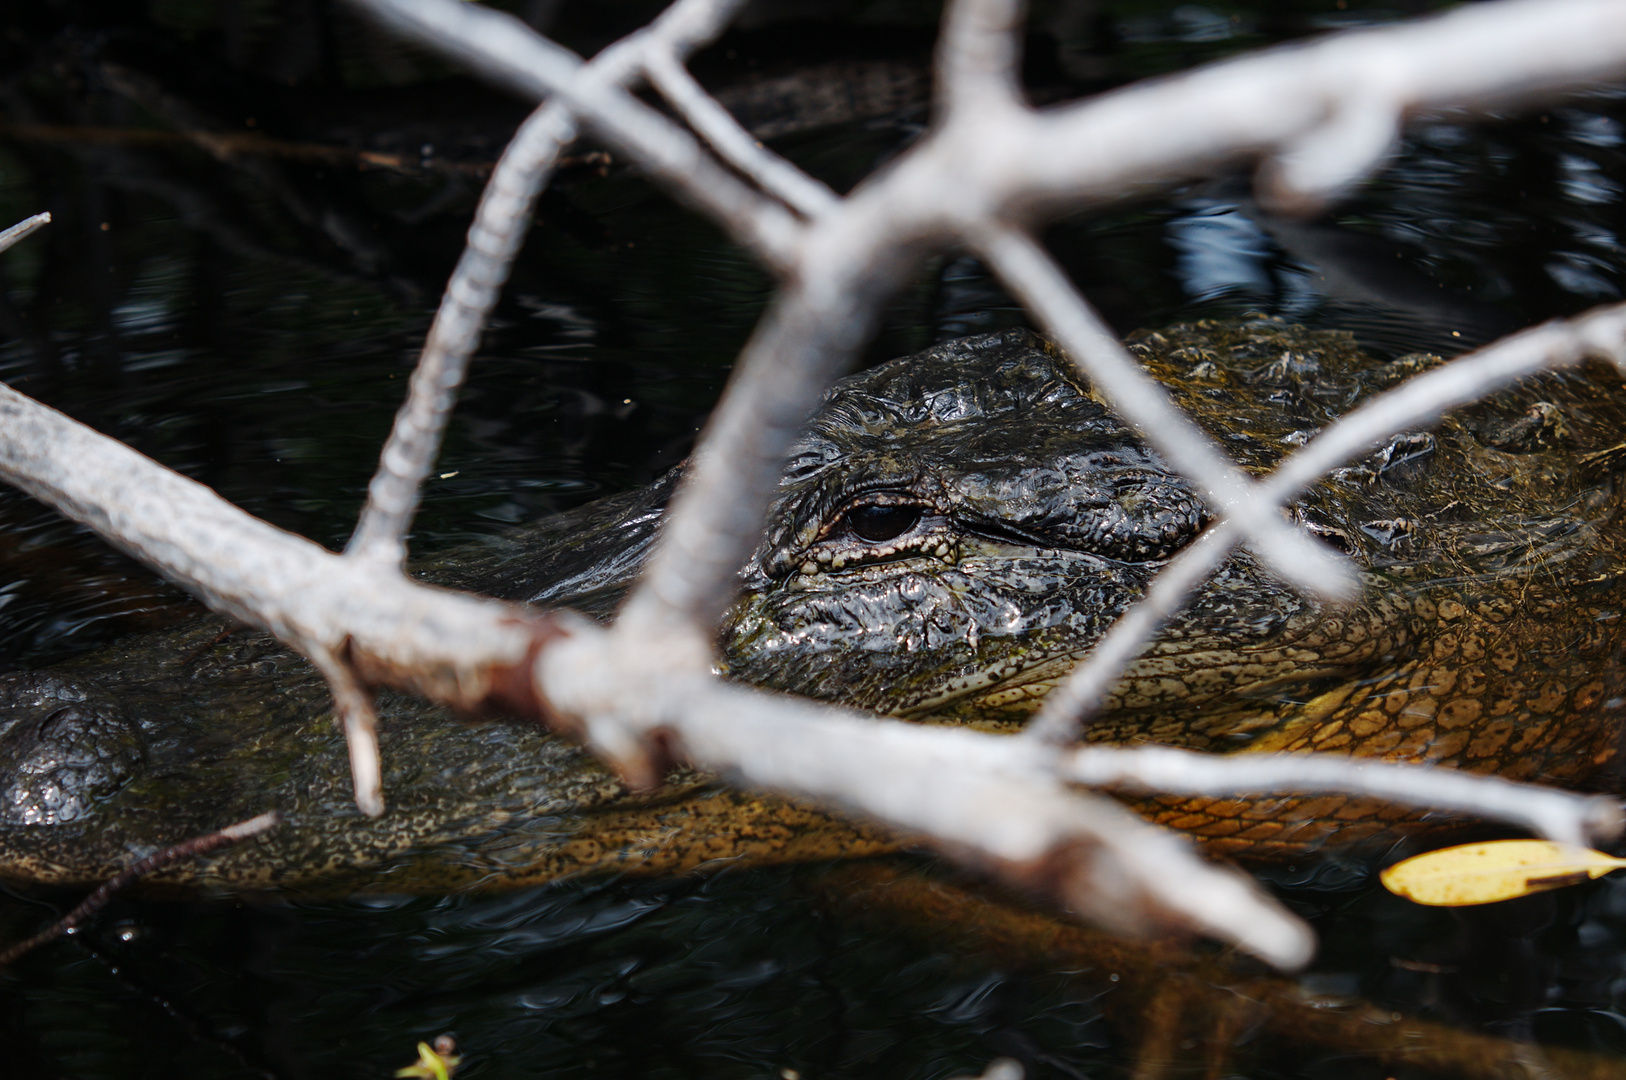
(3, 0, 1626, 971)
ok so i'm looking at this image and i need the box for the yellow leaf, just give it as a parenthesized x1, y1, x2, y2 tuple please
(395, 1041, 460, 1080)
(1380, 840, 1626, 906)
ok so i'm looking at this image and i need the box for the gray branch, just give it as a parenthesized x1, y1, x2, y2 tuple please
(620, 0, 1626, 641)
(975, 224, 1357, 600)
(1023, 301, 1626, 744)
(642, 50, 838, 218)
(346, 104, 576, 567)
(0, 212, 50, 256)
(347, 0, 777, 568)
(1058, 745, 1623, 850)
(348, 0, 803, 271)
(981, 0, 1626, 218)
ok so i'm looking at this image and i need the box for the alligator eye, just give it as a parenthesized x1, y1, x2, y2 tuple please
(846, 504, 921, 543)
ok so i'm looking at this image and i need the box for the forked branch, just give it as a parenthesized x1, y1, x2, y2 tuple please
(1024, 302, 1626, 744)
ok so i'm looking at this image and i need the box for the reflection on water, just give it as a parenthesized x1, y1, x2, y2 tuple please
(3, 0, 1626, 1077)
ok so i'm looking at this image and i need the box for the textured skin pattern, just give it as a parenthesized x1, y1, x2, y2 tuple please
(0, 674, 143, 826)
(3, 318, 1624, 888)
(724, 321, 1626, 858)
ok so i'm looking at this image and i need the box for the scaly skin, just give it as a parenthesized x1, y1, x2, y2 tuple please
(722, 320, 1626, 859)
(2, 318, 1623, 889)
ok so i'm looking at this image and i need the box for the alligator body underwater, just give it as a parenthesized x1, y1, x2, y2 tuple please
(3, 319, 1626, 892)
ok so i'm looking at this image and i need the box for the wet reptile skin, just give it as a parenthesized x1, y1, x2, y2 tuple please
(725, 322, 1626, 858)
(2, 318, 1625, 890)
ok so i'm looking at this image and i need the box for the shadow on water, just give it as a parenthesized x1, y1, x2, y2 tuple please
(3, 0, 1626, 1076)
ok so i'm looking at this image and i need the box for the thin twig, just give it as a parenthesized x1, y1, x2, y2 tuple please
(1056, 746, 1624, 849)
(347, 0, 801, 567)
(1265, 307, 1626, 497)
(0, 212, 50, 256)
(310, 648, 386, 816)
(0, 812, 281, 967)
(975, 224, 1357, 600)
(1023, 299, 1626, 744)
(346, 103, 576, 567)
(1021, 529, 1239, 745)
(617, 257, 903, 641)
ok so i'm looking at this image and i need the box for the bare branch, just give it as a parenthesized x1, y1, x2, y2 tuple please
(975, 224, 1358, 600)
(1265, 306, 1626, 497)
(0, 212, 49, 256)
(538, 620, 1318, 969)
(642, 50, 838, 218)
(618, 248, 912, 641)
(1058, 746, 1624, 850)
(347, 104, 576, 567)
(635, 0, 752, 56)
(990, 0, 1626, 218)
(1024, 299, 1626, 744)
(346, 0, 803, 272)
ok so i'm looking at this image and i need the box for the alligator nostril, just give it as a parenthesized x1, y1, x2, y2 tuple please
(847, 504, 921, 543)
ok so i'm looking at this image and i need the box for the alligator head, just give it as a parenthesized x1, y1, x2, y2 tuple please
(721, 329, 1337, 734)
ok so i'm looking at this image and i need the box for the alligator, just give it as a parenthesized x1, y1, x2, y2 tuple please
(2, 317, 1625, 893)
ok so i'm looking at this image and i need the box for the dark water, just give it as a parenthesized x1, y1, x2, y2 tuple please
(3, 1, 1626, 1076)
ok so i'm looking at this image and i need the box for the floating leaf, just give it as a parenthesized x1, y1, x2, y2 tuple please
(1380, 840, 1626, 906)
(395, 1039, 461, 1080)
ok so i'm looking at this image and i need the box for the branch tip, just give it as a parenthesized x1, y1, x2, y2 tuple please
(1585, 796, 1625, 846)
(310, 648, 387, 817)
(0, 212, 51, 256)
(1253, 101, 1399, 217)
